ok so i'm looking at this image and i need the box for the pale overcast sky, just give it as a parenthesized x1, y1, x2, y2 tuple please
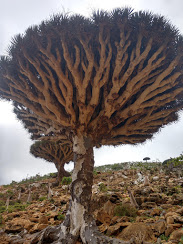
(0, 0, 183, 184)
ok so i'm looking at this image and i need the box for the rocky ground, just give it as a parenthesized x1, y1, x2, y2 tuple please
(0, 162, 183, 244)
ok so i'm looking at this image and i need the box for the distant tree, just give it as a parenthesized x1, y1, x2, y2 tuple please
(143, 157, 150, 163)
(30, 141, 73, 183)
(1, 8, 183, 243)
(163, 158, 172, 165)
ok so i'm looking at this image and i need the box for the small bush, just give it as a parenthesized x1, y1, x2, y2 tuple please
(8, 203, 29, 213)
(114, 204, 137, 218)
(49, 172, 57, 178)
(0, 193, 5, 198)
(61, 177, 72, 185)
(57, 211, 65, 221)
(38, 196, 47, 201)
(93, 170, 98, 176)
(160, 234, 169, 241)
(0, 200, 5, 206)
(0, 202, 29, 213)
(10, 180, 17, 185)
(99, 183, 108, 192)
(0, 206, 6, 214)
(6, 190, 13, 197)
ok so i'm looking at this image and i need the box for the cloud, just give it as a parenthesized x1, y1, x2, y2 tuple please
(0, 0, 183, 184)
(0, 0, 63, 55)
(0, 122, 56, 185)
(138, 0, 183, 32)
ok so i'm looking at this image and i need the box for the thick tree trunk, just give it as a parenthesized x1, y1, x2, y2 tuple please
(55, 163, 70, 185)
(31, 133, 130, 244)
(57, 132, 95, 243)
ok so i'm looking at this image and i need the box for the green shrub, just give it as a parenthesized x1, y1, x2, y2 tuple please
(57, 211, 65, 221)
(0, 202, 29, 213)
(38, 196, 47, 201)
(99, 183, 108, 192)
(160, 234, 169, 241)
(93, 170, 98, 176)
(7, 203, 29, 213)
(10, 180, 17, 185)
(0, 200, 5, 206)
(114, 204, 137, 218)
(0, 206, 6, 214)
(6, 190, 13, 197)
(110, 163, 124, 171)
(49, 172, 57, 178)
(61, 177, 72, 185)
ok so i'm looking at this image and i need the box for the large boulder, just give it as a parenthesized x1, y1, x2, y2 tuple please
(169, 228, 183, 243)
(117, 223, 156, 243)
(152, 219, 166, 235)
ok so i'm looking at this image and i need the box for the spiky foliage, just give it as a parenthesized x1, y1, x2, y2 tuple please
(13, 102, 70, 141)
(1, 8, 183, 244)
(0, 8, 183, 146)
(30, 140, 72, 163)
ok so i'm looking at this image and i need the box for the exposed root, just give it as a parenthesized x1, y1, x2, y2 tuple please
(81, 219, 134, 244)
(30, 226, 60, 244)
(30, 217, 135, 244)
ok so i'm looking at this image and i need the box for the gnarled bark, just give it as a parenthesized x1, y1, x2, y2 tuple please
(56, 163, 70, 183)
(1, 9, 183, 244)
(32, 133, 130, 244)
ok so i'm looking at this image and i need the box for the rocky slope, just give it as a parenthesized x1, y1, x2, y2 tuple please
(0, 162, 183, 244)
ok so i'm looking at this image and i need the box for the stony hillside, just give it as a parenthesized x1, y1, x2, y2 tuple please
(0, 162, 183, 244)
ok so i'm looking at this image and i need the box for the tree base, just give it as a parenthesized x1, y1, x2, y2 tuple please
(30, 219, 134, 244)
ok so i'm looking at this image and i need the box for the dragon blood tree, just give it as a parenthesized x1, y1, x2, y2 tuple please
(1, 8, 183, 243)
(30, 140, 72, 183)
(13, 102, 70, 141)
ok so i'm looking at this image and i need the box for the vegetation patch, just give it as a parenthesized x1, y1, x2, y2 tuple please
(57, 211, 65, 221)
(61, 177, 72, 185)
(0, 200, 5, 206)
(8, 203, 29, 213)
(0, 206, 6, 214)
(160, 234, 169, 242)
(99, 183, 108, 192)
(38, 196, 47, 202)
(114, 204, 137, 218)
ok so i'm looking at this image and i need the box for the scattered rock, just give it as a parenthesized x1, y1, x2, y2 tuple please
(165, 225, 174, 237)
(166, 216, 174, 224)
(1, 166, 183, 243)
(118, 223, 156, 243)
(95, 209, 111, 225)
(152, 219, 166, 235)
(141, 202, 157, 209)
(103, 200, 116, 215)
(152, 176, 159, 181)
(150, 208, 161, 216)
(169, 228, 183, 242)
(106, 222, 131, 236)
(39, 215, 48, 224)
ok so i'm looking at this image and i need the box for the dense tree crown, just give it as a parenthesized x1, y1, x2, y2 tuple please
(0, 8, 183, 145)
(30, 140, 72, 181)
(13, 102, 68, 140)
(30, 140, 73, 164)
(1, 8, 183, 244)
